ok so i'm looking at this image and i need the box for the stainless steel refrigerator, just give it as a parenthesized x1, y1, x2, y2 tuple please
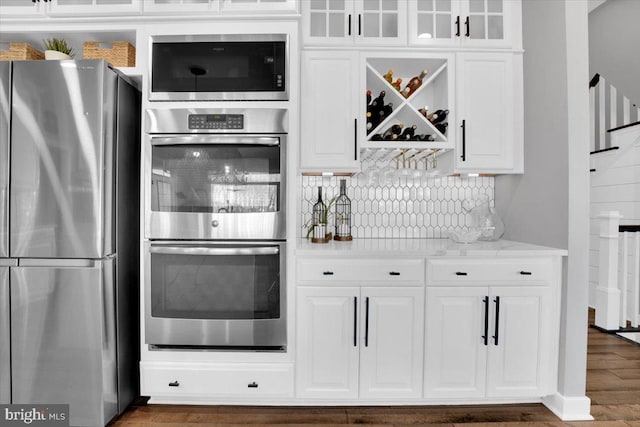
(0, 60, 140, 427)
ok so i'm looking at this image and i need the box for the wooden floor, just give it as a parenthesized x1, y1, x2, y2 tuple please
(111, 309, 640, 427)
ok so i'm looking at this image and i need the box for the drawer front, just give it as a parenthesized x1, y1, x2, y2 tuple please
(297, 258, 425, 284)
(427, 258, 553, 285)
(141, 364, 294, 398)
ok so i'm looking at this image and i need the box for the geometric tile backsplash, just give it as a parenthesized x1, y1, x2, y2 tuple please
(301, 173, 495, 239)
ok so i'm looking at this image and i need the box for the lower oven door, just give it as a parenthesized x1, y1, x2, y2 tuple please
(145, 241, 286, 350)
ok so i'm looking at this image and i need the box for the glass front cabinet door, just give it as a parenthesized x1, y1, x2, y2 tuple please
(303, 0, 407, 46)
(408, 0, 518, 48)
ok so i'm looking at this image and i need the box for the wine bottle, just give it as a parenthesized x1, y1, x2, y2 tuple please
(392, 78, 402, 92)
(371, 90, 386, 108)
(435, 122, 448, 135)
(418, 106, 429, 118)
(366, 89, 372, 106)
(382, 123, 404, 139)
(383, 69, 393, 84)
(400, 124, 417, 140)
(429, 109, 449, 124)
(402, 69, 428, 98)
(370, 133, 383, 141)
(383, 133, 399, 141)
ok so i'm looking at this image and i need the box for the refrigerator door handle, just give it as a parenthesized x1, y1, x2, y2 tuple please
(17, 259, 97, 268)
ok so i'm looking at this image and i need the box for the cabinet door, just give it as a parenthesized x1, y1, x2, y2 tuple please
(300, 51, 360, 173)
(460, 0, 513, 48)
(0, 0, 46, 17)
(486, 286, 553, 397)
(355, 0, 407, 46)
(48, 0, 142, 15)
(220, 0, 298, 13)
(359, 287, 424, 399)
(408, 0, 462, 46)
(143, 0, 218, 13)
(302, 0, 355, 46)
(296, 286, 359, 399)
(456, 52, 515, 172)
(424, 286, 487, 398)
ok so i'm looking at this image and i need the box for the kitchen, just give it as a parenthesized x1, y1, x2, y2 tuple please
(0, 1, 595, 426)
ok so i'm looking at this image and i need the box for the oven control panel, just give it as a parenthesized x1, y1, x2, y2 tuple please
(188, 114, 244, 130)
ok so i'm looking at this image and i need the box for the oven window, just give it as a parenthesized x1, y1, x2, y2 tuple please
(150, 250, 280, 320)
(151, 144, 280, 213)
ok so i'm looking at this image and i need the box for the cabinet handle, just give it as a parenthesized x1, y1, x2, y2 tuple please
(461, 119, 466, 162)
(482, 296, 489, 346)
(247, 382, 258, 388)
(168, 381, 180, 387)
(455, 271, 467, 276)
(364, 297, 370, 347)
(493, 296, 501, 346)
(354, 118, 358, 161)
(353, 297, 358, 347)
(348, 14, 352, 36)
(519, 271, 532, 275)
(455, 16, 461, 37)
(358, 14, 362, 36)
(323, 271, 334, 276)
(389, 271, 400, 276)
(465, 16, 470, 37)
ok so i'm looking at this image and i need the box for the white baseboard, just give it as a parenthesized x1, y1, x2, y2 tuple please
(542, 393, 593, 421)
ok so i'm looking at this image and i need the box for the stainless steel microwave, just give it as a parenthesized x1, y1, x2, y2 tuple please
(149, 34, 288, 101)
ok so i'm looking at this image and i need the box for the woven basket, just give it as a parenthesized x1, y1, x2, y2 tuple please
(83, 41, 135, 67)
(0, 43, 44, 61)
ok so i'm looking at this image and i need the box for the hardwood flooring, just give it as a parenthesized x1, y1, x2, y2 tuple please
(111, 309, 640, 426)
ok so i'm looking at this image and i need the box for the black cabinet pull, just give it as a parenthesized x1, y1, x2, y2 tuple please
(348, 14, 352, 36)
(168, 381, 180, 387)
(482, 296, 489, 346)
(455, 271, 467, 276)
(389, 271, 400, 276)
(493, 296, 501, 346)
(358, 14, 362, 36)
(354, 118, 358, 160)
(353, 297, 358, 347)
(455, 16, 461, 37)
(461, 119, 466, 161)
(464, 16, 470, 37)
(323, 271, 334, 276)
(364, 297, 370, 347)
(519, 271, 532, 275)
(247, 382, 258, 388)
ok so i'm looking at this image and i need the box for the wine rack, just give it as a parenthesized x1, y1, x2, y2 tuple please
(363, 55, 454, 151)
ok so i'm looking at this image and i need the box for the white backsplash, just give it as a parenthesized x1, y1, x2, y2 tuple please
(301, 174, 495, 239)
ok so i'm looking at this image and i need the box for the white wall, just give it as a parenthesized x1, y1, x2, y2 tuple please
(495, 0, 591, 418)
(589, 0, 640, 105)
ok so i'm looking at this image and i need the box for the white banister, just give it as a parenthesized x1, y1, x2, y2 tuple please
(623, 95, 631, 125)
(610, 85, 617, 130)
(595, 211, 623, 330)
(589, 75, 638, 152)
(598, 77, 606, 150)
(619, 231, 628, 328)
(590, 87, 596, 151)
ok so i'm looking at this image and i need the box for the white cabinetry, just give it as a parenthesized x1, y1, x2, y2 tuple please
(143, 0, 297, 14)
(0, 0, 141, 17)
(296, 258, 425, 399)
(455, 52, 523, 172)
(425, 258, 557, 399)
(407, 0, 520, 48)
(302, 0, 407, 46)
(300, 51, 360, 173)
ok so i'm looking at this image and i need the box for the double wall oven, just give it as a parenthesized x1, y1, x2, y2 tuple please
(144, 108, 287, 350)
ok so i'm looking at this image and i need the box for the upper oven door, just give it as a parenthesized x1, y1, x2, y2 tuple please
(145, 134, 286, 240)
(150, 34, 288, 101)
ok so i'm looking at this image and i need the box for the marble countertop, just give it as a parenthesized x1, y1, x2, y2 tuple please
(295, 238, 567, 258)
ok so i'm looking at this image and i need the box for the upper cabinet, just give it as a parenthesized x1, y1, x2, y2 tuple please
(302, 0, 521, 49)
(143, 0, 297, 14)
(302, 0, 407, 46)
(0, 0, 142, 17)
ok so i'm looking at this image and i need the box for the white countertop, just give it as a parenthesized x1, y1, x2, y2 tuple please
(295, 238, 567, 257)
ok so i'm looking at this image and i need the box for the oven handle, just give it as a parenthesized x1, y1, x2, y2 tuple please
(149, 246, 280, 256)
(150, 135, 280, 146)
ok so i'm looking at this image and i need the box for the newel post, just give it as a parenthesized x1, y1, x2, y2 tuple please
(595, 211, 623, 330)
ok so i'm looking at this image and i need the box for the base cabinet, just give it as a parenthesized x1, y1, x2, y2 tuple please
(297, 286, 424, 399)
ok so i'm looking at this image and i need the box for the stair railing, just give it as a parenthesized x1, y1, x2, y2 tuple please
(589, 73, 640, 153)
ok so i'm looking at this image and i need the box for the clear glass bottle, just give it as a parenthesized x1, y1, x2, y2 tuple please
(463, 193, 505, 241)
(334, 179, 352, 241)
(311, 186, 328, 243)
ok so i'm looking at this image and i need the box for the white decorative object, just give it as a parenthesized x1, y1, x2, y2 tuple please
(45, 50, 72, 60)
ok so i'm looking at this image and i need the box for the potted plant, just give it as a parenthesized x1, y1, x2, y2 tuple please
(42, 38, 74, 60)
